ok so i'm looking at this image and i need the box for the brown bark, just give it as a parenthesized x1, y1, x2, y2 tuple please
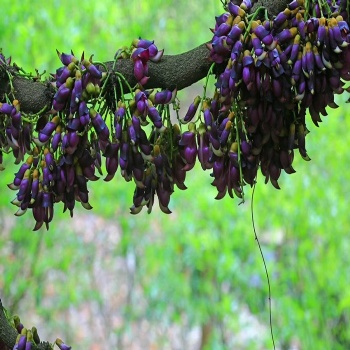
(0, 44, 212, 114)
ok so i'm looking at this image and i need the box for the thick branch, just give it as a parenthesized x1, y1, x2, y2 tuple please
(0, 299, 16, 349)
(0, 44, 212, 114)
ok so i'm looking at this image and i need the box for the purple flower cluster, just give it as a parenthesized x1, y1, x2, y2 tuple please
(0, 100, 32, 166)
(110, 87, 188, 214)
(11, 318, 42, 350)
(7, 51, 109, 230)
(205, 0, 350, 193)
(131, 38, 164, 85)
(11, 305, 69, 350)
(53, 50, 105, 113)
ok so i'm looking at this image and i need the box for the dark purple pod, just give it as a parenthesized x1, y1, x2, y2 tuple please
(42, 166, 52, 187)
(0, 102, 14, 115)
(65, 165, 75, 188)
(105, 157, 119, 182)
(56, 61, 76, 85)
(288, 34, 301, 64)
(128, 123, 137, 145)
(114, 120, 123, 141)
(16, 170, 31, 201)
(178, 130, 196, 147)
(30, 171, 39, 203)
(219, 120, 232, 147)
(153, 89, 171, 104)
(182, 146, 197, 167)
(328, 27, 342, 53)
(14, 156, 33, 186)
(253, 24, 270, 40)
(51, 129, 62, 152)
(133, 59, 145, 81)
(40, 116, 60, 136)
(215, 13, 230, 26)
(132, 115, 141, 136)
(227, 22, 244, 42)
(131, 47, 150, 63)
(135, 38, 154, 49)
(227, 2, 245, 17)
(197, 128, 212, 170)
(38, 132, 51, 144)
(306, 17, 319, 34)
(78, 101, 89, 117)
(67, 117, 81, 131)
(251, 34, 264, 58)
(321, 47, 332, 69)
(72, 70, 83, 102)
(241, 0, 252, 11)
(148, 106, 163, 129)
(213, 156, 224, 179)
(231, 40, 243, 62)
(242, 66, 252, 85)
(229, 165, 240, 187)
(212, 36, 231, 56)
(11, 111, 22, 130)
(288, 0, 302, 10)
(57, 50, 78, 66)
(329, 20, 347, 47)
(44, 150, 55, 170)
(203, 108, 213, 129)
(54, 78, 73, 103)
(273, 9, 289, 29)
(90, 109, 110, 141)
(241, 140, 251, 157)
(316, 23, 326, 46)
(214, 20, 233, 37)
(276, 27, 297, 44)
(183, 96, 201, 123)
(83, 59, 102, 79)
(53, 99, 66, 112)
(313, 45, 325, 71)
(67, 131, 80, 148)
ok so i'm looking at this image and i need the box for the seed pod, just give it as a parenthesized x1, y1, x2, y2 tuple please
(183, 96, 201, 123)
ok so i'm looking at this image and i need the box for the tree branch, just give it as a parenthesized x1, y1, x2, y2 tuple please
(0, 299, 17, 350)
(0, 44, 212, 114)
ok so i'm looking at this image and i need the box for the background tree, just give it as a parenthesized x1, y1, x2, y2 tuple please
(1, 0, 350, 349)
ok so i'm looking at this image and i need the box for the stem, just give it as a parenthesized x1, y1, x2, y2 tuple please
(245, 7, 267, 41)
(197, 62, 215, 123)
(251, 181, 276, 350)
(234, 109, 245, 202)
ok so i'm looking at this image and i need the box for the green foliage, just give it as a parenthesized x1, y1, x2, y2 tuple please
(1, 1, 350, 349)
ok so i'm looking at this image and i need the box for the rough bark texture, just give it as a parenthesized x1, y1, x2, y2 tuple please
(251, 0, 290, 17)
(0, 44, 212, 114)
(0, 300, 16, 350)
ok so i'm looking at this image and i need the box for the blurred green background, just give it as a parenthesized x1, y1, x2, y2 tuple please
(1, 1, 350, 349)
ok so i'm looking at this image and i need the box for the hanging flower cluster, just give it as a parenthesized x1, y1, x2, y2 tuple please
(5, 51, 109, 230)
(204, 0, 350, 191)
